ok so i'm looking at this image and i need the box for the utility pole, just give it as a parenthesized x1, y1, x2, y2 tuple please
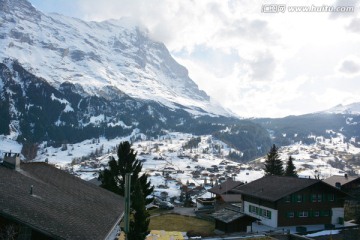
(124, 173, 131, 240)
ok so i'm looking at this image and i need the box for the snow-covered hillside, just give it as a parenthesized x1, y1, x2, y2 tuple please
(0, 0, 228, 116)
(2, 130, 356, 201)
(325, 103, 360, 115)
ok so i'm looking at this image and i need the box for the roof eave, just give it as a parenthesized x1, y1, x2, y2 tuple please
(104, 212, 124, 240)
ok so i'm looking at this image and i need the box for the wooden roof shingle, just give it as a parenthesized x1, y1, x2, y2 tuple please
(232, 175, 320, 202)
(0, 162, 124, 240)
(208, 179, 243, 195)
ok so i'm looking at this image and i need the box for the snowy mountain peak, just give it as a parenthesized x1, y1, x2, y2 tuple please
(0, 0, 229, 116)
(325, 102, 360, 115)
(0, 0, 41, 21)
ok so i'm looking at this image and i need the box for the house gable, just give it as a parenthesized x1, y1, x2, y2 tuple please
(0, 162, 124, 239)
(234, 176, 347, 228)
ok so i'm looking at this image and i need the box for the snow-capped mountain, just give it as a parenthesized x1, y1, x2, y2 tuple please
(0, 0, 272, 161)
(324, 103, 360, 115)
(0, 0, 227, 116)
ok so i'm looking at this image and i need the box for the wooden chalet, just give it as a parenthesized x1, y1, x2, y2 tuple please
(0, 153, 124, 240)
(232, 175, 348, 228)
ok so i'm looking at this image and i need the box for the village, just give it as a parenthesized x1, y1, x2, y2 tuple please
(1, 131, 356, 239)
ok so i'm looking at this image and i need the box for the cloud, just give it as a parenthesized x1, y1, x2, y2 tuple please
(338, 56, 360, 75)
(248, 51, 276, 81)
(217, 18, 276, 44)
(329, 0, 358, 19)
(174, 45, 241, 78)
(347, 18, 360, 33)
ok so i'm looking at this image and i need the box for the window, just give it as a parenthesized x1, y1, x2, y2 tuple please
(248, 205, 271, 219)
(297, 194, 303, 202)
(317, 194, 322, 202)
(249, 205, 255, 213)
(266, 210, 272, 219)
(285, 195, 291, 203)
(262, 209, 268, 217)
(311, 194, 317, 202)
(299, 211, 308, 217)
(288, 211, 294, 218)
(329, 194, 334, 201)
(314, 211, 320, 217)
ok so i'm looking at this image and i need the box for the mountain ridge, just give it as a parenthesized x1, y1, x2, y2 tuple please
(323, 102, 360, 115)
(0, 0, 272, 162)
(0, 0, 232, 116)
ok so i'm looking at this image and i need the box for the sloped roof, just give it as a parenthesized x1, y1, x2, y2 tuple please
(323, 175, 360, 187)
(220, 194, 242, 203)
(208, 179, 243, 195)
(212, 207, 257, 223)
(232, 175, 320, 202)
(0, 162, 124, 240)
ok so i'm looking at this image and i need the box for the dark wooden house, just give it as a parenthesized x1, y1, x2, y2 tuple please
(324, 174, 360, 199)
(0, 153, 124, 240)
(233, 175, 347, 228)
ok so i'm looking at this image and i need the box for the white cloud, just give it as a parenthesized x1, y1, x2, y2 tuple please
(248, 51, 276, 81)
(338, 56, 360, 76)
(347, 18, 360, 33)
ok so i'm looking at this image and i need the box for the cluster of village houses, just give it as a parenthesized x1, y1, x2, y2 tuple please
(0, 152, 360, 239)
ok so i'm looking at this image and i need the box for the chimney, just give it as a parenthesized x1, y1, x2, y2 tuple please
(345, 174, 348, 179)
(2, 152, 20, 170)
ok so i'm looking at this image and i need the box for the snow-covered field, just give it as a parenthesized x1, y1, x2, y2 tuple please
(1, 130, 360, 201)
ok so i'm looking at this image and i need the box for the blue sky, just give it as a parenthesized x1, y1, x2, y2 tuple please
(28, 0, 360, 117)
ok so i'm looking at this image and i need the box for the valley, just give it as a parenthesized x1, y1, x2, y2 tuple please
(2, 129, 358, 202)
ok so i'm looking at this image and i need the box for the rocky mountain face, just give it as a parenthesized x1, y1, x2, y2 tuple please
(0, 0, 214, 112)
(0, 0, 271, 161)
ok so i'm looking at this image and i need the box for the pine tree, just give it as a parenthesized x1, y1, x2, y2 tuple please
(98, 141, 154, 204)
(98, 141, 154, 240)
(285, 156, 298, 177)
(264, 144, 284, 176)
(128, 182, 150, 240)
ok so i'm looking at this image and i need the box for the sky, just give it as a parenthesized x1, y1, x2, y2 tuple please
(28, 0, 360, 118)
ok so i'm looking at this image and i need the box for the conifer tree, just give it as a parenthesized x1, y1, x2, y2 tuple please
(98, 141, 154, 204)
(264, 144, 284, 176)
(285, 155, 298, 177)
(128, 182, 150, 240)
(98, 141, 154, 240)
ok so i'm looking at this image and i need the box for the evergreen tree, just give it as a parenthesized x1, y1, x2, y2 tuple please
(264, 144, 284, 176)
(98, 141, 154, 240)
(285, 156, 298, 177)
(128, 182, 150, 240)
(98, 141, 154, 204)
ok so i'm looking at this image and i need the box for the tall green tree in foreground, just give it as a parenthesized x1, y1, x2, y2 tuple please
(128, 182, 150, 240)
(264, 144, 284, 176)
(98, 141, 153, 240)
(285, 155, 298, 177)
